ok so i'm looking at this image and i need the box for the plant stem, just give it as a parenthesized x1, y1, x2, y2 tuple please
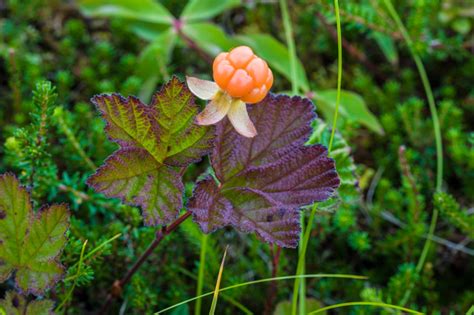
(382, 0, 443, 306)
(98, 211, 192, 314)
(157, 274, 366, 314)
(279, 0, 299, 94)
(307, 301, 423, 315)
(195, 233, 208, 315)
(55, 108, 97, 171)
(291, 1, 343, 314)
(328, 0, 343, 153)
(291, 205, 317, 315)
(264, 245, 282, 315)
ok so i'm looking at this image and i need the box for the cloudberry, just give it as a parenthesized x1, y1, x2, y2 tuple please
(213, 46, 273, 104)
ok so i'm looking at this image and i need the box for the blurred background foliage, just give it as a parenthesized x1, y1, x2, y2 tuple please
(0, 0, 473, 314)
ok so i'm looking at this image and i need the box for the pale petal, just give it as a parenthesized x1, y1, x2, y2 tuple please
(186, 76, 219, 100)
(196, 96, 232, 125)
(227, 100, 257, 138)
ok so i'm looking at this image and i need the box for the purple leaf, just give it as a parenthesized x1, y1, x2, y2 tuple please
(189, 94, 340, 247)
(225, 188, 300, 248)
(226, 145, 339, 207)
(187, 178, 233, 233)
(212, 94, 315, 181)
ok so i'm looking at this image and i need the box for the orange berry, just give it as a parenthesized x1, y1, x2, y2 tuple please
(213, 46, 273, 104)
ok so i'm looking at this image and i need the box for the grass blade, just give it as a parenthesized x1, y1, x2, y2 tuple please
(307, 301, 423, 314)
(155, 274, 366, 314)
(279, 0, 298, 94)
(291, 1, 343, 314)
(209, 245, 228, 315)
(56, 240, 88, 312)
(381, 0, 443, 305)
(195, 234, 208, 315)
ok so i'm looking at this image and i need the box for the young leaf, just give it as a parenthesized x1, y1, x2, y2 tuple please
(88, 77, 214, 226)
(136, 28, 177, 101)
(181, 0, 240, 23)
(189, 95, 340, 247)
(182, 23, 239, 57)
(0, 174, 69, 295)
(79, 0, 174, 25)
(313, 89, 384, 135)
(0, 291, 54, 315)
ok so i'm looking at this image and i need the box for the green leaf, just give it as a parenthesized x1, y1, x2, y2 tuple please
(79, 0, 174, 25)
(307, 118, 359, 210)
(182, 22, 238, 57)
(136, 28, 177, 101)
(0, 291, 54, 315)
(434, 192, 474, 238)
(313, 89, 384, 135)
(0, 174, 69, 295)
(274, 298, 325, 315)
(181, 0, 240, 22)
(372, 32, 398, 65)
(91, 93, 167, 163)
(130, 22, 171, 41)
(235, 33, 309, 92)
(88, 78, 214, 226)
(152, 78, 215, 166)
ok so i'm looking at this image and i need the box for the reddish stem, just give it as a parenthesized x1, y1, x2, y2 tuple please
(173, 18, 213, 65)
(98, 211, 192, 314)
(263, 245, 282, 315)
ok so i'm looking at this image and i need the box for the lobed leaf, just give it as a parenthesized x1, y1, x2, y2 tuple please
(88, 78, 214, 226)
(88, 148, 184, 226)
(151, 77, 215, 167)
(212, 95, 316, 181)
(91, 93, 166, 163)
(189, 94, 340, 247)
(0, 291, 54, 315)
(0, 174, 69, 295)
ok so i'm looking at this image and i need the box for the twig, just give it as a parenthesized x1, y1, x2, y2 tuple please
(98, 211, 192, 314)
(173, 19, 213, 65)
(8, 48, 22, 120)
(264, 245, 282, 315)
(398, 145, 421, 220)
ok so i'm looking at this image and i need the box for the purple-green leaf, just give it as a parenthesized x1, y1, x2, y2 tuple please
(189, 94, 340, 247)
(87, 148, 184, 225)
(88, 77, 214, 226)
(0, 174, 69, 295)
